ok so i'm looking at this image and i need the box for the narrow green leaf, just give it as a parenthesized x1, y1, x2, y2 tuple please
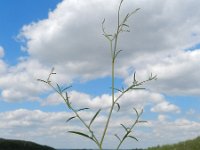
(122, 23, 129, 27)
(89, 109, 101, 127)
(133, 108, 139, 117)
(124, 13, 130, 22)
(113, 87, 122, 93)
(129, 8, 141, 18)
(106, 34, 113, 37)
(119, 0, 124, 7)
(115, 134, 121, 142)
(139, 109, 144, 116)
(131, 87, 145, 90)
(68, 131, 91, 139)
(65, 92, 69, 100)
(113, 50, 122, 61)
(135, 8, 140, 11)
(102, 18, 105, 24)
(62, 85, 72, 92)
(47, 67, 56, 81)
(50, 67, 56, 74)
(56, 83, 62, 93)
(37, 79, 47, 83)
(128, 135, 138, 141)
(66, 116, 76, 122)
(133, 72, 136, 82)
(116, 103, 120, 112)
(121, 124, 129, 132)
(137, 120, 147, 123)
(77, 108, 90, 112)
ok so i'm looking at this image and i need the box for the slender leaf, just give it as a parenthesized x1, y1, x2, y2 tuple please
(133, 72, 136, 82)
(37, 79, 47, 83)
(128, 135, 138, 141)
(131, 87, 145, 90)
(133, 108, 139, 117)
(65, 92, 69, 100)
(102, 18, 105, 24)
(68, 131, 91, 139)
(56, 83, 62, 93)
(114, 50, 123, 59)
(77, 108, 90, 112)
(62, 85, 72, 92)
(116, 103, 120, 112)
(89, 109, 101, 127)
(66, 116, 76, 123)
(113, 87, 122, 93)
(121, 124, 129, 132)
(123, 13, 130, 22)
(115, 134, 121, 142)
(130, 8, 140, 16)
(139, 109, 144, 116)
(135, 8, 140, 11)
(137, 120, 147, 123)
(122, 24, 129, 27)
(47, 67, 56, 81)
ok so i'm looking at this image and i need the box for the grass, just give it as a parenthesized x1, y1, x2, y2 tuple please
(1, 136, 200, 150)
(147, 136, 200, 150)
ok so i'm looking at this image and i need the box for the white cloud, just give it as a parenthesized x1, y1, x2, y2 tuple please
(125, 49, 200, 96)
(0, 59, 51, 102)
(0, 0, 199, 102)
(151, 101, 180, 113)
(16, 0, 200, 94)
(158, 114, 169, 122)
(0, 46, 4, 58)
(1, 109, 200, 149)
(41, 90, 180, 114)
(143, 117, 200, 147)
(0, 0, 200, 148)
(0, 60, 7, 75)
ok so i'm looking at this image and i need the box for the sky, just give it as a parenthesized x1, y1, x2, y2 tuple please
(0, 0, 200, 149)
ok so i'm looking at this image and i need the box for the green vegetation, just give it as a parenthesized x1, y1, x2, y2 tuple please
(0, 138, 56, 150)
(148, 136, 200, 150)
(38, 0, 156, 149)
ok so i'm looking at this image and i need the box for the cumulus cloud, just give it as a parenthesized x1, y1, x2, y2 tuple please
(42, 90, 180, 114)
(151, 101, 180, 113)
(1, 109, 200, 148)
(0, 0, 200, 102)
(0, 46, 5, 58)
(125, 49, 200, 96)
(0, 59, 51, 102)
(0, 60, 7, 75)
(146, 116, 200, 147)
(0, 0, 200, 148)
(15, 0, 200, 95)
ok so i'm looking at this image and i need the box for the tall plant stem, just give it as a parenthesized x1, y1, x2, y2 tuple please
(100, 19, 119, 146)
(100, 59, 115, 147)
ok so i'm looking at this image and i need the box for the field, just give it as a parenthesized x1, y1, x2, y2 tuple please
(148, 136, 200, 150)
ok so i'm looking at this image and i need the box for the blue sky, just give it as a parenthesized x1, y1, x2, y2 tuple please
(0, 0, 61, 65)
(0, 0, 200, 149)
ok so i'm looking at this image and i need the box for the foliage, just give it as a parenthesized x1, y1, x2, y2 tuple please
(38, 0, 156, 149)
(0, 138, 55, 150)
(148, 136, 200, 150)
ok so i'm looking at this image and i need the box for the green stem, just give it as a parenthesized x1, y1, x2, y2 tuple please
(116, 110, 141, 149)
(100, 58, 115, 147)
(48, 83, 101, 148)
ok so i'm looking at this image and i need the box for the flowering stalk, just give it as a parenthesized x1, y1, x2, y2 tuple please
(38, 0, 156, 149)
